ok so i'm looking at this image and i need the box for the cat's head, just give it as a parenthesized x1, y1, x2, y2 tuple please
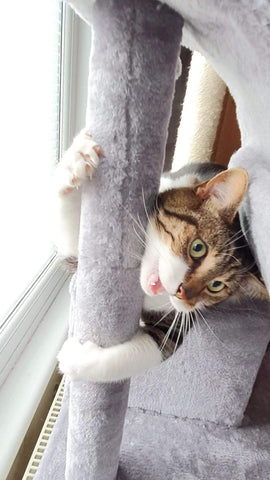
(140, 167, 266, 313)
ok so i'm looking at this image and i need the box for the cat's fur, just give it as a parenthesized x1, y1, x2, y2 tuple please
(56, 129, 267, 382)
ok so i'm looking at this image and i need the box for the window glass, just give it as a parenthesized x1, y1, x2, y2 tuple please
(0, 0, 62, 325)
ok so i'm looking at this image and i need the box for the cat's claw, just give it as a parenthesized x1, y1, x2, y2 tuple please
(56, 128, 104, 195)
(93, 144, 105, 157)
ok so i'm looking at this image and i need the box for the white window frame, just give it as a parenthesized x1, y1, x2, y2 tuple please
(0, 257, 67, 386)
(61, 3, 91, 151)
(0, 5, 91, 479)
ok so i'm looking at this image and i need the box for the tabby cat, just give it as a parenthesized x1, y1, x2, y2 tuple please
(56, 128, 267, 382)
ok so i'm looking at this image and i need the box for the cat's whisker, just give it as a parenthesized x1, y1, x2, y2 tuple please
(229, 225, 250, 241)
(194, 309, 207, 340)
(131, 212, 170, 269)
(186, 313, 192, 356)
(166, 312, 180, 383)
(233, 283, 262, 313)
(135, 215, 165, 258)
(155, 301, 173, 310)
(173, 314, 183, 353)
(221, 252, 241, 264)
(170, 314, 181, 370)
(188, 312, 195, 355)
(181, 313, 187, 353)
(128, 211, 145, 232)
(120, 197, 148, 232)
(195, 307, 229, 350)
(190, 311, 201, 351)
(132, 218, 161, 258)
(126, 251, 143, 262)
(130, 212, 179, 286)
(132, 224, 147, 246)
(231, 244, 251, 252)
(132, 222, 146, 241)
(133, 214, 149, 242)
(181, 312, 186, 335)
(187, 313, 191, 336)
(126, 207, 167, 260)
(184, 312, 192, 356)
(221, 229, 242, 247)
(155, 194, 161, 216)
(141, 187, 153, 226)
(221, 230, 245, 248)
(194, 310, 206, 354)
(172, 311, 180, 341)
(173, 312, 185, 355)
(121, 203, 148, 243)
(184, 312, 188, 339)
(160, 311, 178, 352)
(233, 278, 261, 310)
(136, 214, 148, 237)
(132, 225, 147, 248)
(153, 307, 174, 327)
(223, 236, 246, 248)
(234, 279, 249, 293)
(190, 311, 195, 332)
(166, 312, 178, 344)
(126, 248, 143, 260)
(234, 261, 257, 275)
(194, 310, 202, 333)
(222, 227, 250, 248)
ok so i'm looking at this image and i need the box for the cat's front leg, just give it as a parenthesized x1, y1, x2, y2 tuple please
(53, 128, 104, 257)
(58, 329, 163, 383)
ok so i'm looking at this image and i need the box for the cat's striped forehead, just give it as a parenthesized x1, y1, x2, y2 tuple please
(155, 186, 226, 256)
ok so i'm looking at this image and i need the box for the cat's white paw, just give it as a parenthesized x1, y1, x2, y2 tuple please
(56, 128, 104, 195)
(58, 337, 104, 382)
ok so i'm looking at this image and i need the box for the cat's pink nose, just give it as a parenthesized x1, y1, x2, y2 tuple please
(176, 283, 187, 300)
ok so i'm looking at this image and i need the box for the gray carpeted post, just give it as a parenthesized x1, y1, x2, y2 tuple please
(66, 2, 182, 478)
(66, 3, 182, 478)
(36, 1, 182, 479)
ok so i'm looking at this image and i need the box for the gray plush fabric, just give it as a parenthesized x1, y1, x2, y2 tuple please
(119, 347, 270, 480)
(36, 1, 183, 479)
(128, 299, 270, 427)
(119, 392, 270, 480)
(36, 0, 270, 479)
(120, 323, 270, 480)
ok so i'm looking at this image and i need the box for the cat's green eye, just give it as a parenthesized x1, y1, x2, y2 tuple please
(190, 239, 207, 259)
(207, 280, 225, 293)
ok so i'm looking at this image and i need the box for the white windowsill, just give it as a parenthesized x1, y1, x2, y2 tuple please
(0, 280, 70, 480)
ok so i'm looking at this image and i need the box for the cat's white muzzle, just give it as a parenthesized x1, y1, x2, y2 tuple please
(140, 227, 189, 298)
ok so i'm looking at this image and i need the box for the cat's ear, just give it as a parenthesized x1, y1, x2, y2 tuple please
(194, 168, 249, 222)
(241, 273, 268, 300)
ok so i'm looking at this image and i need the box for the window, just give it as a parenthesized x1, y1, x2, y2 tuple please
(0, 0, 62, 325)
(0, 0, 67, 386)
(0, 3, 91, 478)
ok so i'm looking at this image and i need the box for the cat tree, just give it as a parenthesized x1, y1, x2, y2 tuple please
(36, 1, 270, 479)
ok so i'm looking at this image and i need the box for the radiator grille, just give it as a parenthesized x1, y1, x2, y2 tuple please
(22, 377, 65, 479)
